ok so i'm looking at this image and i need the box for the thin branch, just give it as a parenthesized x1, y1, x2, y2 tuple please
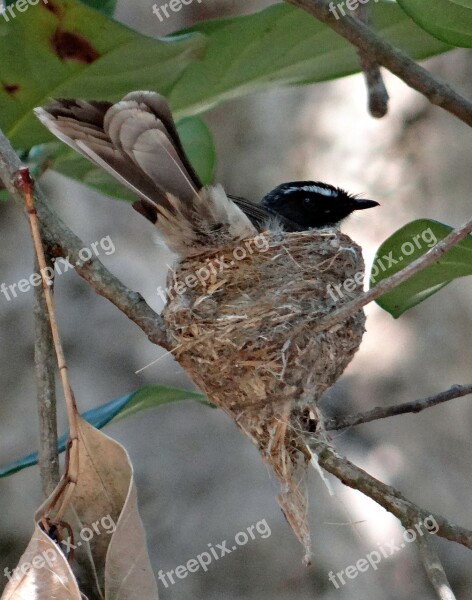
(310, 215, 472, 333)
(285, 0, 472, 128)
(33, 253, 60, 497)
(0, 128, 169, 349)
(311, 440, 472, 551)
(18, 170, 79, 436)
(356, 4, 389, 118)
(415, 530, 457, 600)
(325, 384, 472, 430)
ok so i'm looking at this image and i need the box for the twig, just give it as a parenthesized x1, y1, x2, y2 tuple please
(311, 215, 472, 333)
(18, 170, 78, 436)
(325, 384, 472, 430)
(356, 4, 389, 118)
(415, 530, 457, 600)
(311, 440, 472, 551)
(0, 128, 169, 349)
(33, 253, 60, 497)
(17, 169, 78, 523)
(285, 0, 472, 128)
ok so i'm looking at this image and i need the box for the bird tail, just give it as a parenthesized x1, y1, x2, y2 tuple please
(34, 91, 255, 256)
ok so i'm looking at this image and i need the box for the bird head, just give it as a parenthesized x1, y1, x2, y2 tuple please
(260, 181, 379, 230)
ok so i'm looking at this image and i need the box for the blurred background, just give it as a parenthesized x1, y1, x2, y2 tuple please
(1, 1, 472, 598)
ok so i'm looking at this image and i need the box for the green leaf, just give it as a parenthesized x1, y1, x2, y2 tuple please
(77, 0, 118, 16)
(397, 0, 472, 47)
(371, 219, 472, 318)
(170, 1, 452, 112)
(0, 1, 208, 148)
(0, 384, 207, 478)
(112, 384, 208, 422)
(176, 117, 216, 186)
(0, 1, 452, 149)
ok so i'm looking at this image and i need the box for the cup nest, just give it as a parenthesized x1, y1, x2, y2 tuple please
(163, 229, 366, 562)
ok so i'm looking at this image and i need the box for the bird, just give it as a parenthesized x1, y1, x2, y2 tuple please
(35, 91, 379, 562)
(34, 91, 378, 254)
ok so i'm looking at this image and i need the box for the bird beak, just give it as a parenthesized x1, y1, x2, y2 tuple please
(352, 198, 379, 210)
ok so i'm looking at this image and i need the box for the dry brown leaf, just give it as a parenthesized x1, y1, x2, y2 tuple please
(2, 416, 158, 600)
(1, 524, 82, 600)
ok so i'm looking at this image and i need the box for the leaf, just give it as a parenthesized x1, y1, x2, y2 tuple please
(0, 385, 206, 478)
(170, 1, 451, 112)
(78, 0, 118, 16)
(371, 219, 472, 317)
(397, 0, 472, 47)
(1, 416, 159, 599)
(112, 383, 207, 422)
(175, 117, 216, 187)
(1, 526, 81, 599)
(3, 0, 118, 11)
(0, 1, 208, 149)
(0, 1, 452, 149)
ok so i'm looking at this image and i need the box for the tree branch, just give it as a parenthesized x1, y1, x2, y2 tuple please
(415, 531, 457, 600)
(325, 384, 472, 430)
(310, 215, 472, 333)
(285, 0, 472, 128)
(0, 129, 169, 349)
(356, 4, 389, 118)
(33, 253, 60, 497)
(311, 441, 472, 551)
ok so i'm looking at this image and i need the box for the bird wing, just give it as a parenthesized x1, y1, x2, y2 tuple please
(34, 92, 204, 224)
(35, 91, 259, 255)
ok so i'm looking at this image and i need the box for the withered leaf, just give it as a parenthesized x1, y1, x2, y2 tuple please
(2, 416, 158, 599)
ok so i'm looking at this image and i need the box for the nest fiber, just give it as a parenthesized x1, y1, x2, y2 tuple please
(163, 229, 366, 561)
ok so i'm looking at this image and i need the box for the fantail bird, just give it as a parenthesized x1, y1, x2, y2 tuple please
(35, 91, 378, 562)
(34, 91, 378, 254)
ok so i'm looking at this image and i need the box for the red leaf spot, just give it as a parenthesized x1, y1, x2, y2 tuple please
(42, 0, 62, 17)
(52, 29, 100, 64)
(2, 82, 20, 95)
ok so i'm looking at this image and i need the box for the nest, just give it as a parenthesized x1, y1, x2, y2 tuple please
(163, 229, 366, 562)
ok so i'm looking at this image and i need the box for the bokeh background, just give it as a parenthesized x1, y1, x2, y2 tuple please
(1, 1, 471, 598)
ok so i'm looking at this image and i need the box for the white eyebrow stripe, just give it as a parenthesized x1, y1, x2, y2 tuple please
(282, 185, 337, 197)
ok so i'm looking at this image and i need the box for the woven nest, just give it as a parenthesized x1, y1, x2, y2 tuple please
(163, 229, 366, 562)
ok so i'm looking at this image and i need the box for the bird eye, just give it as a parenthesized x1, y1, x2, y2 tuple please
(303, 197, 312, 206)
